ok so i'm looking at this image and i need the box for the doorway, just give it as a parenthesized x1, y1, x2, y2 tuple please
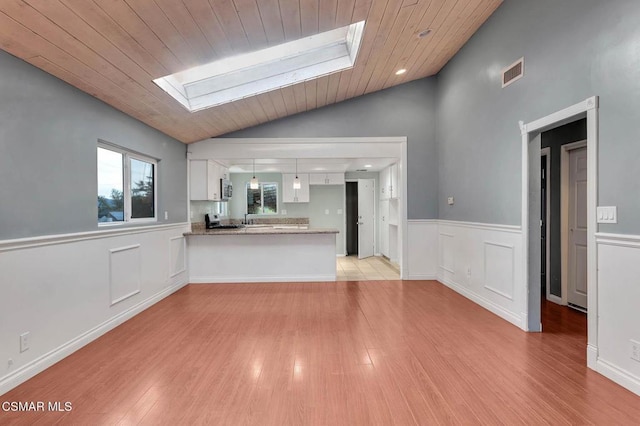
(346, 182, 358, 256)
(541, 149, 549, 299)
(521, 96, 598, 369)
(540, 119, 587, 313)
(346, 179, 376, 259)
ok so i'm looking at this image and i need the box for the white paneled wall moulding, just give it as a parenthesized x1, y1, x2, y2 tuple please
(0, 222, 189, 252)
(438, 232, 455, 273)
(483, 241, 515, 300)
(109, 244, 142, 306)
(170, 236, 187, 278)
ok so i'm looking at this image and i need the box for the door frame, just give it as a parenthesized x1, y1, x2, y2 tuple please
(540, 147, 553, 304)
(520, 96, 598, 370)
(561, 140, 587, 307)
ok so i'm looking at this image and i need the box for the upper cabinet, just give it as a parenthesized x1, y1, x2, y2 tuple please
(190, 160, 228, 201)
(282, 173, 310, 203)
(380, 163, 399, 200)
(309, 173, 345, 185)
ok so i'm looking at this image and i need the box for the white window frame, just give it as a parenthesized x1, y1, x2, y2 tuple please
(245, 182, 279, 215)
(98, 141, 158, 226)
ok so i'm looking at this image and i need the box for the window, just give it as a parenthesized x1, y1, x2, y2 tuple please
(97, 143, 157, 224)
(153, 21, 365, 111)
(246, 182, 278, 215)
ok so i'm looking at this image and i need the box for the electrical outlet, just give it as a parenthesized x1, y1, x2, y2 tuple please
(447, 196, 455, 205)
(325, 209, 330, 215)
(7, 358, 13, 369)
(20, 332, 30, 353)
(164, 211, 169, 220)
(631, 340, 640, 362)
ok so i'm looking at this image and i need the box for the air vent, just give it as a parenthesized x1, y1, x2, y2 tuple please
(355, 169, 368, 172)
(501, 57, 524, 88)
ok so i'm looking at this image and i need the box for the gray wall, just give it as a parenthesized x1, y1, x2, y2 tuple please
(0, 51, 187, 240)
(437, 0, 640, 233)
(222, 79, 438, 220)
(306, 185, 346, 256)
(541, 119, 587, 297)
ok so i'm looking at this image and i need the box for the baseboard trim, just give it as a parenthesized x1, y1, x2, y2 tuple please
(407, 274, 438, 280)
(0, 277, 188, 396)
(189, 275, 336, 283)
(587, 344, 598, 370)
(596, 358, 640, 396)
(547, 294, 564, 305)
(438, 277, 525, 330)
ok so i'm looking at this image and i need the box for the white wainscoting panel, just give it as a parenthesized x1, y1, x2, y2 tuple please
(170, 236, 187, 279)
(406, 220, 438, 279)
(439, 233, 455, 273)
(595, 233, 640, 396)
(0, 223, 190, 395)
(437, 221, 524, 330)
(484, 242, 514, 300)
(109, 244, 141, 305)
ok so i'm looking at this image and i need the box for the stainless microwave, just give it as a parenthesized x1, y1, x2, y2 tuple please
(220, 178, 232, 201)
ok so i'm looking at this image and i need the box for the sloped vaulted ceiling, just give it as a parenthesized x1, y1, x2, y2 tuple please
(0, 0, 502, 143)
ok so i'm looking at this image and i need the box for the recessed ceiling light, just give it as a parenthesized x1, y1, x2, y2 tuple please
(395, 69, 406, 75)
(417, 29, 432, 38)
(154, 21, 366, 112)
(364, 164, 372, 168)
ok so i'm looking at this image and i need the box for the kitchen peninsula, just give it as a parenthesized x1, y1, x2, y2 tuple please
(186, 225, 339, 283)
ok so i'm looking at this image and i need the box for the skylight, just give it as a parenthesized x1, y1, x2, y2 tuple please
(153, 21, 366, 112)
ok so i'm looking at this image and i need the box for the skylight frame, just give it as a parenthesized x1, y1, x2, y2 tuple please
(153, 21, 366, 112)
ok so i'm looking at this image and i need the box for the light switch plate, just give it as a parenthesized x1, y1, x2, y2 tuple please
(597, 206, 617, 223)
(337, 209, 343, 215)
(447, 197, 454, 205)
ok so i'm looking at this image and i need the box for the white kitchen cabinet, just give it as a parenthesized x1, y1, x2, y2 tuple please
(190, 160, 228, 201)
(309, 173, 345, 185)
(389, 163, 399, 199)
(379, 200, 389, 257)
(380, 167, 389, 200)
(282, 173, 310, 203)
(380, 163, 399, 200)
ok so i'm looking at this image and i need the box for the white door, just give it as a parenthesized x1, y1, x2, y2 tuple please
(357, 179, 375, 259)
(568, 147, 588, 310)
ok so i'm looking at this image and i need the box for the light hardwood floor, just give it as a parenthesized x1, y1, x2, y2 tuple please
(2, 281, 639, 425)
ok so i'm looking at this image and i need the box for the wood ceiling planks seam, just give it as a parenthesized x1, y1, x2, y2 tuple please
(0, 0, 503, 143)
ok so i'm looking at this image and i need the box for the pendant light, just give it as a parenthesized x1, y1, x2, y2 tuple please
(293, 158, 301, 189)
(250, 159, 259, 189)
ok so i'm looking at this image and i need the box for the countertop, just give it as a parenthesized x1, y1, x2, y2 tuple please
(185, 226, 339, 236)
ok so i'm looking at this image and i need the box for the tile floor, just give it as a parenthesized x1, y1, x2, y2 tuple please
(337, 255, 400, 280)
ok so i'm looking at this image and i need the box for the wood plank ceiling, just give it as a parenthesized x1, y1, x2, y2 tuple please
(0, 0, 503, 143)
